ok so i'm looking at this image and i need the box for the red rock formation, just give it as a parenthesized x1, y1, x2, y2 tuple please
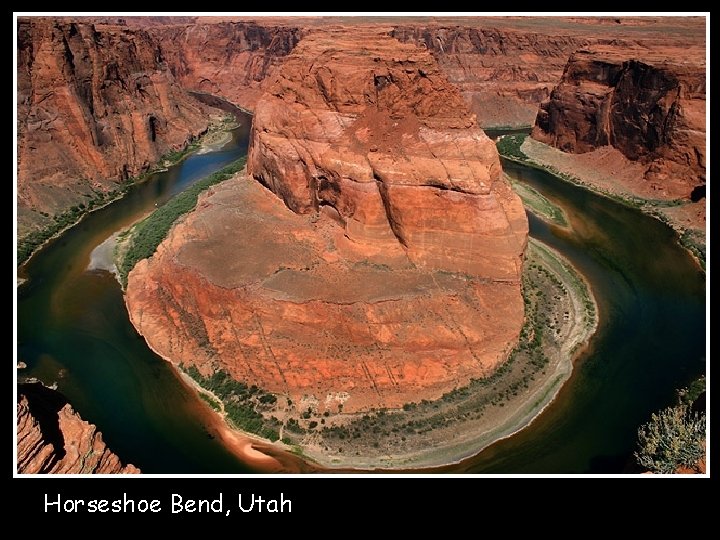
(17, 19, 212, 239)
(249, 27, 527, 279)
(391, 25, 588, 128)
(147, 22, 301, 111)
(17, 383, 139, 474)
(532, 46, 706, 198)
(127, 175, 525, 414)
(392, 17, 705, 129)
(126, 27, 527, 414)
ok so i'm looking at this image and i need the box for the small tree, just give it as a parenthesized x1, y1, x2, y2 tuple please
(634, 404, 706, 474)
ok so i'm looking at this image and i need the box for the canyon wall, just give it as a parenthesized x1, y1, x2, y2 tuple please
(17, 19, 212, 240)
(17, 383, 139, 474)
(126, 27, 528, 414)
(18, 18, 705, 246)
(392, 17, 705, 129)
(532, 46, 706, 198)
(391, 25, 588, 128)
(147, 22, 301, 111)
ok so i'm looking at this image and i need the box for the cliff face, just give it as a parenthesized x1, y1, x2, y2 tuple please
(126, 27, 527, 413)
(148, 22, 301, 111)
(17, 383, 139, 474)
(533, 46, 706, 198)
(391, 25, 589, 128)
(391, 18, 705, 130)
(17, 19, 212, 239)
(249, 27, 527, 278)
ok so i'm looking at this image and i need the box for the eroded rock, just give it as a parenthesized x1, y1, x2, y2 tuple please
(532, 45, 706, 199)
(17, 383, 139, 474)
(126, 27, 528, 414)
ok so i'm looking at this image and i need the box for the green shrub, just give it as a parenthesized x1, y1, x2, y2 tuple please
(634, 404, 706, 473)
(496, 134, 528, 159)
(118, 157, 246, 286)
(181, 363, 280, 441)
(199, 392, 221, 411)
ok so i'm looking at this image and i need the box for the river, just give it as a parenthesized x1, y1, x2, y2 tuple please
(17, 117, 259, 473)
(16, 123, 706, 474)
(450, 145, 706, 473)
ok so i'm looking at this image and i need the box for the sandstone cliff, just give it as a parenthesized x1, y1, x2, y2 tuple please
(391, 17, 705, 129)
(391, 25, 588, 128)
(249, 27, 527, 278)
(126, 28, 527, 414)
(147, 22, 301, 111)
(17, 383, 139, 474)
(17, 19, 212, 241)
(532, 46, 706, 199)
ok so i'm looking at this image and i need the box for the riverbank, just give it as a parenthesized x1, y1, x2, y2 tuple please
(114, 157, 247, 288)
(195, 130, 233, 154)
(507, 174, 568, 228)
(484, 126, 534, 138)
(125, 231, 597, 471)
(135, 328, 314, 473)
(296, 238, 598, 470)
(498, 134, 706, 270)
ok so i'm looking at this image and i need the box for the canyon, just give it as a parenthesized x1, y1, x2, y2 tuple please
(17, 16, 705, 252)
(145, 21, 301, 111)
(17, 20, 218, 246)
(16, 16, 706, 471)
(17, 382, 139, 474)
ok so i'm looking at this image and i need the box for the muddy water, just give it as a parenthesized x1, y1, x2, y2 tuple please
(17, 124, 705, 473)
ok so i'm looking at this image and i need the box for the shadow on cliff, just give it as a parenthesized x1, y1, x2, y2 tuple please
(18, 382, 69, 472)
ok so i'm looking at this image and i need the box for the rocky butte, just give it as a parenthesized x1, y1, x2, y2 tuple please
(17, 382, 139, 474)
(126, 27, 528, 415)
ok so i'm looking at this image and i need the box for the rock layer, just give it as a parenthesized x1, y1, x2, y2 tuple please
(532, 46, 706, 198)
(391, 24, 588, 128)
(249, 27, 528, 279)
(17, 383, 139, 474)
(127, 175, 524, 413)
(17, 19, 212, 239)
(126, 28, 527, 414)
(392, 17, 705, 129)
(147, 21, 301, 111)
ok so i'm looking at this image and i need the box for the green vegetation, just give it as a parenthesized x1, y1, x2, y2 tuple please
(319, 241, 596, 455)
(679, 376, 706, 405)
(158, 145, 196, 164)
(509, 177, 568, 227)
(679, 230, 706, 271)
(182, 364, 280, 441)
(285, 418, 306, 435)
(17, 117, 239, 267)
(495, 134, 528, 160)
(18, 186, 129, 265)
(199, 392, 221, 412)
(117, 157, 246, 287)
(634, 400, 706, 474)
